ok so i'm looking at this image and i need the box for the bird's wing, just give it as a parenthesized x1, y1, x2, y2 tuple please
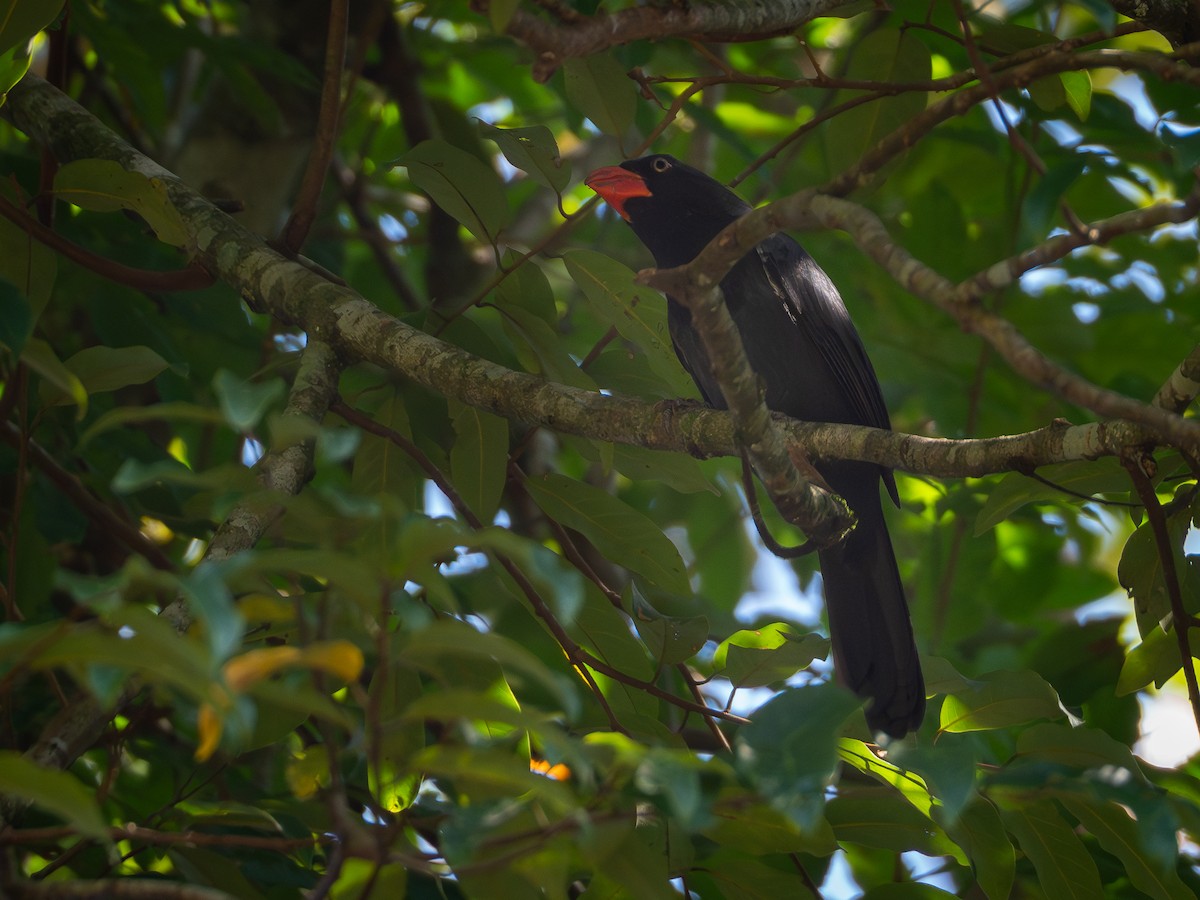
(756, 236, 892, 432)
(756, 235, 900, 505)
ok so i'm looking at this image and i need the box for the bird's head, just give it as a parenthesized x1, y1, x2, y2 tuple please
(585, 155, 751, 269)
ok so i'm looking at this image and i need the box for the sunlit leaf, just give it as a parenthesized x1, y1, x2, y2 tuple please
(54, 158, 191, 249)
(714, 623, 828, 689)
(0, 0, 65, 57)
(940, 669, 1064, 733)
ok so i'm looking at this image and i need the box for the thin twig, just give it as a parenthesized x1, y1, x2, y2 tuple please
(1121, 454, 1200, 738)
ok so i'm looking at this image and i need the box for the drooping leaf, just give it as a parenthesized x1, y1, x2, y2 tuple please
(1002, 800, 1103, 900)
(479, 121, 570, 193)
(0, 752, 109, 842)
(736, 683, 861, 832)
(824, 28, 931, 173)
(22, 337, 87, 414)
(1062, 796, 1193, 900)
(629, 583, 708, 667)
(524, 472, 689, 594)
(449, 397, 509, 522)
(398, 139, 511, 246)
(563, 248, 695, 397)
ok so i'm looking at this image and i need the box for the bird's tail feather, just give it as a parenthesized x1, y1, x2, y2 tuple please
(818, 468, 925, 738)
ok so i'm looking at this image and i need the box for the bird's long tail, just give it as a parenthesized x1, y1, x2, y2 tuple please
(817, 464, 925, 738)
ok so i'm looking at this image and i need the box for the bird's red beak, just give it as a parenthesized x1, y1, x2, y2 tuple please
(584, 166, 652, 221)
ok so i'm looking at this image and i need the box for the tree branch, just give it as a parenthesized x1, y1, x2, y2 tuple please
(1109, 0, 1200, 46)
(658, 180, 1200, 454)
(495, 0, 858, 81)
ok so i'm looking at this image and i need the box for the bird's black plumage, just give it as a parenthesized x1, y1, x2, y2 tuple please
(586, 155, 925, 737)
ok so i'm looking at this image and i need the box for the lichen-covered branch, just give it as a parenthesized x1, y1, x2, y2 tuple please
(495, 0, 856, 81)
(3, 74, 1187, 478)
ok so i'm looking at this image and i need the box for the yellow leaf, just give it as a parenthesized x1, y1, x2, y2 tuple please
(195, 703, 222, 762)
(237, 592, 295, 623)
(299, 641, 364, 683)
(223, 646, 301, 692)
(286, 747, 331, 799)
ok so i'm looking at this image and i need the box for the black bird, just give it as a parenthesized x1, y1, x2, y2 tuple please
(585, 155, 925, 737)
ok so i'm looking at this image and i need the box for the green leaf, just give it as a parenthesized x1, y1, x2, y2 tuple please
(714, 623, 828, 689)
(1120, 506, 1194, 638)
(0, 751, 109, 842)
(1061, 796, 1193, 900)
(401, 619, 579, 718)
(478, 121, 570, 193)
(690, 849, 821, 898)
(0, 280, 31, 352)
(448, 397, 509, 522)
(974, 459, 1126, 534)
(524, 472, 689, 594)
(1002, 800, 1102, 900)
(81, 401, 226, 445)
(826, 792, 965, 861)
(940, 669, 1063, 732)
(563, 249, 695, 397)
(630, 583, 708, 666)
(0, 183, 56, 321)
(571, 587, 655, 682)
(498, 301, 597, 389)
(610, 444, 716, 495)
(398, 139, 511, 246)
(30, 604, 214, 703)
(111, 459, 252, 494)
(840, 738, 938, 818)
(53, 159, 191, 249)
(350, 388, 422, 510)
(702, 793, 837, 856)
(184, 561, 245, 661)
(1117, 624, 1183, 695)
(861, 884, 959, 899)
(1015, 722, 1142, 775)
(212, 368, 285, 432)
(736, 683, 861, 831)
(1061, 70, 1092, 121)
(469, 525, 585, 625)
(40, 344, 169, 406)
(943, 798, 1015, 900)
(0, 0, 65, 57)
(635, 748, 704, 825)
(22, 337, 86, 415)
(562, 54, 635, 139)
(824, 28, 931, 173)
(0, 40, 31, 102)
(1028, 74, 1066, 113)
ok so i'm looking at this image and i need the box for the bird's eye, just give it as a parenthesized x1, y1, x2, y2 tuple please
(652, 157, 671, 173)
